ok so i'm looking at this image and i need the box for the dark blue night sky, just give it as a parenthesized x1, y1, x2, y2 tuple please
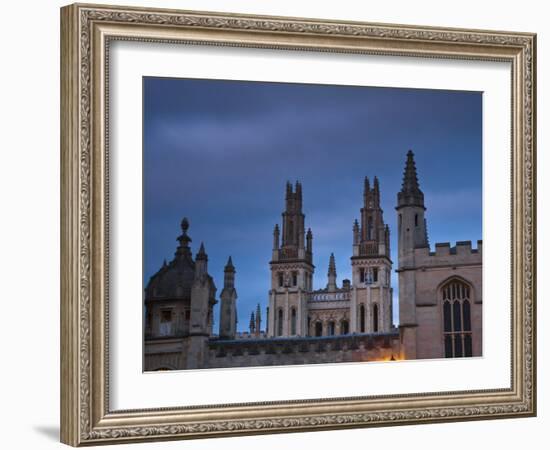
(143, 77, 482, 331)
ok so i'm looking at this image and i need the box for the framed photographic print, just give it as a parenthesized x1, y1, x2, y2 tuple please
(60, 3, 537, 446)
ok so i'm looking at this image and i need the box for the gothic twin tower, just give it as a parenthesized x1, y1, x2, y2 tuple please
(264, 167, 395, 339)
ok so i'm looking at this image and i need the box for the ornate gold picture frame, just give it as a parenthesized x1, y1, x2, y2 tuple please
(60, 2, 536, 446)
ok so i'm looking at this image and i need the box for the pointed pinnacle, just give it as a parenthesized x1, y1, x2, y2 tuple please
(402, 150, 421, 192)
(328, 253, 336, 272)
(397, 150, 425, 209)
(196, 242, 207, 260)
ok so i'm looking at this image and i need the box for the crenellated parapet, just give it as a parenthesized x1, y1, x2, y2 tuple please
(409, 240, 482, 269)
(204, 332, 401, 369)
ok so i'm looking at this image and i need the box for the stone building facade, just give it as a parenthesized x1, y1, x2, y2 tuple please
(144, 151, 482, 371)
(266, 178, 392, 341)
(396, 151, 482, 360)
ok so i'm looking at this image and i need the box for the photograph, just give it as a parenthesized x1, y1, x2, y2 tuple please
(56, 2, 536, 446)
(142, 78, 483, 371)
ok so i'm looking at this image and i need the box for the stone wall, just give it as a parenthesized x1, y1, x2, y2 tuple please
(206, 333, 400, 369)
(407, 240, 482, 360)
(144, 332, 401, 371)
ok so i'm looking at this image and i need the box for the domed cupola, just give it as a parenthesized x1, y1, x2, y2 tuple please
(145, 218, 197, 301)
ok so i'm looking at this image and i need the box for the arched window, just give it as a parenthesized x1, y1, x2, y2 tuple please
(359, 304, 365, 333)
(340, 320, 349, 335)
(315, 321, 323, 337)
(328, 321, 335, 336)
(373, 304, 379, 332)
(159, 310, 173, 336)
(277, 308, 283, 336)
(441, 279, 473, 358)
(290, 307, 297, 335)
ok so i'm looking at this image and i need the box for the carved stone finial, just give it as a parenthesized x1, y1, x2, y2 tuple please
(176, 217, 192, 257)
(181, 217, 189, 232)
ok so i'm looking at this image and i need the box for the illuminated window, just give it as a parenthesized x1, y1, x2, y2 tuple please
(441, 279, 473, 358)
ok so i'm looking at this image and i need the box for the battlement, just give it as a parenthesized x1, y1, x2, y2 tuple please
(204, 331, 401, 368)
(412, 240, 482, 267)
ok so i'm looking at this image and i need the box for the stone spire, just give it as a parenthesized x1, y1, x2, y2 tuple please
(255, 303, 261, 336)
(397, 150, 425, 209)
(219, 255, 237, 339)
(373, 176, 380, 205)
(327, 253, 337, 292)
(363, 176, 371, 203)
(295, 180, 302, 208)
(353, 219, 360, 245)
(357, 175, 388, 256)
(306, 228, 313, 253)
(195, 242, 208, 277)
(197, 242, 207, 259)
(273, 224, 280, 250)
(223, 256, 235, 288)
(249, 311, 256, 334)
(278, 180, 310, 262)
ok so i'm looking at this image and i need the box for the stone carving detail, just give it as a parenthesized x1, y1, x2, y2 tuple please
(76, 6, 535, 442)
